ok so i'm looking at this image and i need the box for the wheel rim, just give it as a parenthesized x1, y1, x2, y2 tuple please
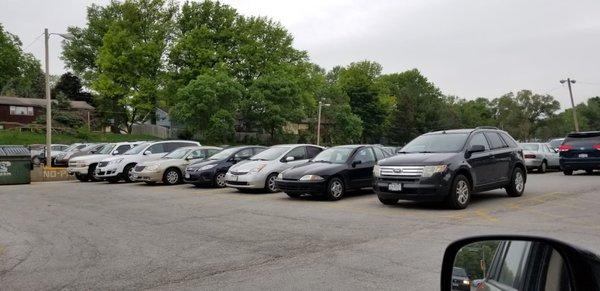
(542, 162, 547, 172)
(515, 172, 524, 192)
(330, 180, 343, 198)
(128, 167, 135, 181)
(268, 176, 277, 192)
(216, 173, 226, 187)
(456, 180, 469, 205)
(166, 170, 179, 184)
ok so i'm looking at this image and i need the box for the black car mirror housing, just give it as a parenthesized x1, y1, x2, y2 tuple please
(352, 160, 362, 167)
(440, 235, 600, 291)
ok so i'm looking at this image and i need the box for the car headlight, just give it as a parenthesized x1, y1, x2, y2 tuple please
(144, 165, 159, 172)
(422, 165, 447, 177)
(77, 162, 88, 167)
(200, 164, 216, 170)
(249, 163, 267, 173)
(277, 173, 284, 180)
(373, 164, 381, 177)
(108, 158, 124, 165)
(299, 175, 324, 181)
(463, 280, 470, 285)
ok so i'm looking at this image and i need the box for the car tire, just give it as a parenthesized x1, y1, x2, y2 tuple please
(264, 173, 279, 193)
(378, 197, 399, 205)
(506, 167, 525, 197)
(75, 173, 88, 182)
(538, 161, 547, 173)
(325, 177, 345, 201)
(88, 164, 101, 182)
(213, 172, 226, 188)
(123, 164, 136, 183)
(563, 170, 573, 176)
(163, 168, 181, 185)
(586, 169, 594, 174)
(285, 192, 302, 199)
(446, 174, 471, 209)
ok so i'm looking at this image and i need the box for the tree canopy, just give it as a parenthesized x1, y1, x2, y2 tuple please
(0, 24, 44, 98)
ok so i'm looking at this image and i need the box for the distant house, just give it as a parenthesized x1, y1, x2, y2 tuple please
(0, 95, 94, 130)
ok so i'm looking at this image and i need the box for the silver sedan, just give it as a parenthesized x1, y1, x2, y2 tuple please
(520, 143, 560, 173)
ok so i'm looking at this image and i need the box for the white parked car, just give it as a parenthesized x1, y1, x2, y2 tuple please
(225, 144, 324, 192)
(67, 142, 142, 182)
(520, 142, 560, 173)
(95, 140, 200, 183)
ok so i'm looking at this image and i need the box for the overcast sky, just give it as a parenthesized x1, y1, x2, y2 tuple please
(2, 0, 599, 109)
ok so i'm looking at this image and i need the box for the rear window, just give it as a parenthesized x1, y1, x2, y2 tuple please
(564, 132, 600, 147)
(500, 133, 519, 148)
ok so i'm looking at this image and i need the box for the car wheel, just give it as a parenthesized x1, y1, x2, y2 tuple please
(506, 167, 525, 197)
(447, 175, 471, 209)
(586, 169, 594, 174)
(563, 170, 573, 176)
(378, 196, 399, 205)
(123, 164, 136, 183)
(213, 172, 226, 188)
(285, 192, 302, 199)
(264, 173, 279, 193)
(88, 164, 101, 182)
(538, 161, 547, 173)
(163, 168, 181, 185)
(326, 177, 345, 201)
(75, 173, 88, 182)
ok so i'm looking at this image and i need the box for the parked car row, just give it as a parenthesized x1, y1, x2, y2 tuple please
(59, 127, 534, 209)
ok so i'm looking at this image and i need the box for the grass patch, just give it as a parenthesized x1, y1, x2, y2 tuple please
(0, 130, 160, 145)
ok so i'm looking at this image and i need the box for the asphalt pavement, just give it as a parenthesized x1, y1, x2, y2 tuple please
(1, 171, 599, 290)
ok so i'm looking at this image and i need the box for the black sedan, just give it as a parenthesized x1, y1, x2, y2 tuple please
(184, 146, 266, 187)
(275, 145, 391, 200)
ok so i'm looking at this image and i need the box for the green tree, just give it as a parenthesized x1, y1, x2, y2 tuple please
(0, 24, 44, 97)
(206, 109, 236, 143)
(52, 72, 93, 103)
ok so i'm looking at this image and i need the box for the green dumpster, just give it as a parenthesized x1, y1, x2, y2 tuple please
(0, 146, 31, 185)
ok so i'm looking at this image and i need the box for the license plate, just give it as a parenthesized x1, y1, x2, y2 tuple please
(388, 183, 402, 191)
(579, 153, 588, 158)
(185, 173, 190, 179)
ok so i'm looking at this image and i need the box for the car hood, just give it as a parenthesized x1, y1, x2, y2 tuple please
(229, 160, 269, 172)
(379, 152, 459, 166)
(140, 158, 185, 168)
(70, 154, 110, 163)
(187, 159, 221, 169)
(282, 162, 346, 180)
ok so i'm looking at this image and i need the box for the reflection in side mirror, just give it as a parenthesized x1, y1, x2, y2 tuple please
(286, 156, 295, 162)
(144, 150, 152, 155)
(443, 237, 575, 291)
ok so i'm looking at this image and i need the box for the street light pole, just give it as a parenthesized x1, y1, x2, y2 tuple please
(560, 78, 579, 132)
(316, 101, 330, 146)
(44, 28, 52, 166)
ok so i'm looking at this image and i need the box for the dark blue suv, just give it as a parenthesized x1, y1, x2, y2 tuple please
(559, 131, 600, 175)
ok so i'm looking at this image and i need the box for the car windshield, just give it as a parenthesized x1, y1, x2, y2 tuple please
(453, 267, 467, 277)
(520, 143, 540, 151)
(124, 142, 150, 155)
(164, 148, 190, 159)
(208, 147, 239, 160)
(249, 146, 290, 161)
(312, 147, 354, 164)
(64, 144, 80, 152)
(549, 139, 564, 148)
(401, 133, 469, 153)
(97, 144, 116, 154)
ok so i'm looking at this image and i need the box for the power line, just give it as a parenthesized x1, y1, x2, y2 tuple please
(23, 33, 44, 50)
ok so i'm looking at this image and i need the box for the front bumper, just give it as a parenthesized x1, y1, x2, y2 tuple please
(95, 167, 121, 178)
(225, 172, 267, 189)
(373, 174, 451, 202)
(184, 169, 216, 184)
(560, 157, 600, 171)
(132, 170, 163, 182)
(67, 166, 88, 175)
(275, 179, 327, 195)
(525, 158, 543, 169)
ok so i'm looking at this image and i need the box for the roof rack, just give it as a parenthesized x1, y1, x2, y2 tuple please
(475, 126, 499, 130)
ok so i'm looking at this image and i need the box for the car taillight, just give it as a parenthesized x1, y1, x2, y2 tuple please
(594, 144, 600, 151)
(558, 144, 573, 152)
(524, 154, 536, 159)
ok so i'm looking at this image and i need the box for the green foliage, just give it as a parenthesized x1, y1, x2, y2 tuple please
(205, 109, 236, 143)
(0, 130, 158, 145)
(52, 72, 93, 103)
(454, 241, 499, 279)
(0, 24, 44, 97)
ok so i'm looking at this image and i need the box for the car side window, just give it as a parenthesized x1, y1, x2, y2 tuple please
(147, 143, 166, 154)
(495, 241, 532, 288)
(235, 148, 253, 159)
(286, 146, 307, 160)
(253, 147, 266, 155)
(468, 133, 490, 151)
(188, 150, 206, 160)
(207, 149, 220, 156)
(306, 146, 323, 159)
(499, 133, 519, 148)
(353, 147, 376, 164)
(485, 132, 508, 149)
(373, 147, 386, 160)
(115, 145, 131, 154)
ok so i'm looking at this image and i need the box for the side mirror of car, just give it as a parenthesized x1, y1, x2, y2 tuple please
(285, 156, 295, 162)
(112, 150, 119, 155)
(440, 235, 599, 291)
(352, 160, 362, 168)
(465, 145, 485, 158)
(144, 150, 152, 155)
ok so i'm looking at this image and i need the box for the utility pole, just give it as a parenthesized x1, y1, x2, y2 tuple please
(316, 100, 330, 146)
(44, 28, 52, 166)
(560, 78, 579, 132)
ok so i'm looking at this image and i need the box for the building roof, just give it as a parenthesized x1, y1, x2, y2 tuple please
(0, 96, 94, 110)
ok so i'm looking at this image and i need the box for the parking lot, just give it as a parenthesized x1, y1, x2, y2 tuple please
(1, 171, 599, 290)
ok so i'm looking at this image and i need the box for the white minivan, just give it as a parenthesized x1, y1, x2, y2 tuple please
(95, 140, 200, 183)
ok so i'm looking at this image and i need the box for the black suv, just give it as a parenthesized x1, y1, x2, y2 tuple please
(558, 131, 600, 175)
(374, 127, 526, 209)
